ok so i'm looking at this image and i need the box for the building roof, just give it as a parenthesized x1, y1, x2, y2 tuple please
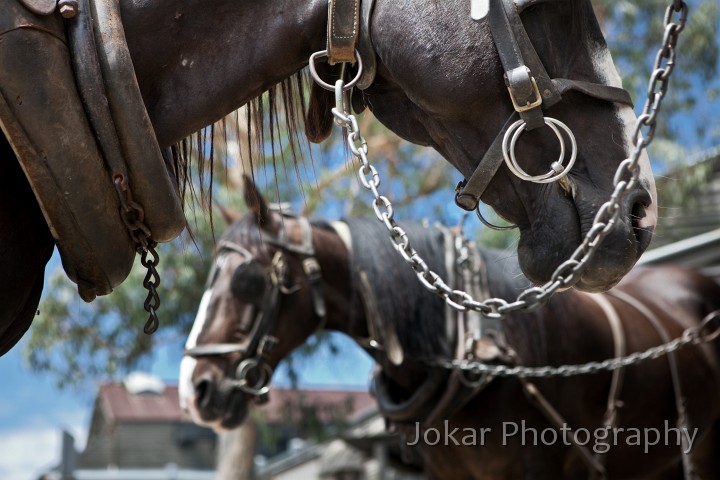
(98, 383, 191, 424)
(260, 387, 375, 424)
(653, 146, 720, 246)
(97, 376, 373, 426)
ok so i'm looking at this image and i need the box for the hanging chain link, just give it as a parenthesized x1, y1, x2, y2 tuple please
(113, 176, 161, 334)
(434, 309, 720, 378)
(318, 0, 688, 318)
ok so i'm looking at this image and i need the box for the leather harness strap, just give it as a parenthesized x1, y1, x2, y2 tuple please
(454, 115, 518, 212)
(608, 290, 698, 479)
(327, 0, 361, 64)
(488, 0, 560, 130)
(585, 293, 627, 471)
(87, 0, 184, 242)
(355, 0, 376, 90)
(517, 375, 608, 479)
(424, 229, 494, 427)
(515, 292, 630, 479)
(264, 216, 327, 321)
(68, 0, 129, 188)
(586, 293, 627, 432)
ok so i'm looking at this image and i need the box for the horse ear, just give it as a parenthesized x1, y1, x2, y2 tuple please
(305, 63, 342, 143)
(213, 203, 241, 226)
(241, 175, 274, 228)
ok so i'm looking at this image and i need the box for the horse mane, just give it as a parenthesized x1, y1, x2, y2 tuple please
(345, 217, 451, 358)
(169, 72, 311, 214)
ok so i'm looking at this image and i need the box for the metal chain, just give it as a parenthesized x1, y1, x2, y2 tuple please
(139, 242, 161, 334)
(319, 0, 688, 318)
(435, 309, 720, 378)
(113, 176, 162, 334)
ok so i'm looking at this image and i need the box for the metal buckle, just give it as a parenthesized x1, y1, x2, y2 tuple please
(302, 258, 322, 283)
(507, 76, 543, 113)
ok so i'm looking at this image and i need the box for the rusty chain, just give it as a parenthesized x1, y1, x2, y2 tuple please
(113, 176, 161, 334)
(311, 0, 688, 319)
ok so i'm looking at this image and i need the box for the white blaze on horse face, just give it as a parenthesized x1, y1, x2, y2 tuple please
(591, 43, 658, 230)
(179, 288, 214, 421)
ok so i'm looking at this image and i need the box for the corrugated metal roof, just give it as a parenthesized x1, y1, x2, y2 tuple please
(638, 228, 720, 267)
(260, 388, 375, 424)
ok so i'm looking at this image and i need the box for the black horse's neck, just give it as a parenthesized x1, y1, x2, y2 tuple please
(309, 223, 370, 340)
(120, 0, 327, 147)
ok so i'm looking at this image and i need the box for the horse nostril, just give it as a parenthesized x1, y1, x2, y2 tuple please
(194, 378, 212, 408)
(627, 189, 654, 252)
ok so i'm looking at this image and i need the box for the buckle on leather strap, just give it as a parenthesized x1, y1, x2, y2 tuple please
(505, 67, 543, 113)
(302, 258, 322, 284)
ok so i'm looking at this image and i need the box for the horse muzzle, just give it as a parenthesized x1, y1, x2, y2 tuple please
(517, 180, 656, 293)
(572, 184, 656, 292)
(187, 373, 250, 430)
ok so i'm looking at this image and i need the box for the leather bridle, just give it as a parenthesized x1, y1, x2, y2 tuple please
(183, 215, 326, 403)
(323, 0, 635, 226)
(454, 0, 635, 214)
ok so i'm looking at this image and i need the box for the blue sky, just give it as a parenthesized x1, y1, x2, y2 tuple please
(0, 336, 92, 480)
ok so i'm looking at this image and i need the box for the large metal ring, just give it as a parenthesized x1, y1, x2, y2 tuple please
(502, 117, 577, 184)
(234, 358, 273, 396)
(309, 50, 364, 91)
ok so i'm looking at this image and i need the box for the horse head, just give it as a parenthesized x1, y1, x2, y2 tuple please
(357, 0, 656, 292)
(179, 177, 350, 429)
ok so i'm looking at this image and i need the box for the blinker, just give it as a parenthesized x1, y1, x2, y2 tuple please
(230, 262, 268, 305)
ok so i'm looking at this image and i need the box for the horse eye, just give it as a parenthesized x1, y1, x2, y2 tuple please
(230, 262, 267, 305)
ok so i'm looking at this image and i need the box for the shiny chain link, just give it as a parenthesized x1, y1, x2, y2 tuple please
(317, 0, 687, 318)
(435, 309, 720, 378)
(113, 176, 161, 334)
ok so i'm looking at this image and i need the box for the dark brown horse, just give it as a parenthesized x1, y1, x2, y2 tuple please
(2, 0, 658, 354)
(180, 180, 720, 479)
